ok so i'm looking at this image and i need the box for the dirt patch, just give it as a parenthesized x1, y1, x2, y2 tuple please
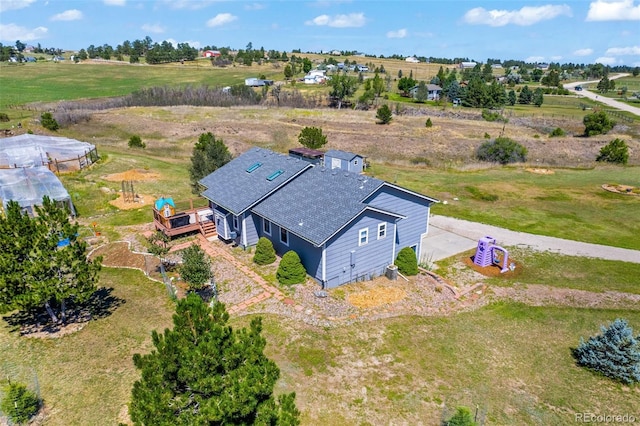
(602, 184, 640, 196)
(347, 285, 407, 309)
(463, 255, 522, 279)
(526, 168, 555, 175)
(103, 168, 160, 182)
(90, 241, 146, 269)
(109, 192, 155, 210)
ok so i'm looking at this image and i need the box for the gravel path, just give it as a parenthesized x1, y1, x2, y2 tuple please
(429, 215, 640, 264)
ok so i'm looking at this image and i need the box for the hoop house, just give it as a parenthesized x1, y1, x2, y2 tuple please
(0, 166, 75, 216)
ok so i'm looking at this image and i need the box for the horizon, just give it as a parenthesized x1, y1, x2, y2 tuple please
(1, 0, 639, 67)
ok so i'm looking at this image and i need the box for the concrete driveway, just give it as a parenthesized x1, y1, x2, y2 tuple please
(563, 73, 640, 117)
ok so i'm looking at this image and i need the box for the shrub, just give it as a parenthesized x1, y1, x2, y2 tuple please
(297, 126, 327, 149)
(395, 247, 418, 276)
(425, 118, 433, 128)
(596, 138, 629, 165)
(253, 237, 276, 265)
(40, 112, 59, 131)
(550, 127, 565, 137)
(276, 251, 307, 285)
(476, 137, 527, 165)
(481, 109, 500, 122)
(0, 112, 9, 122)
(1, 382, 40, 424)
(443, 406, 477, 426)
(573, 318, 640, 384)
(483, 132, 491, 139)
(179, 245, 212, 291)
(583, 111, 616, 136)
(376, 104, 393, 124)
(128, 135, 146, 149)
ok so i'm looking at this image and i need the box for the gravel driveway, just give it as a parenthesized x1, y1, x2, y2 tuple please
(427, 215, 640, 264)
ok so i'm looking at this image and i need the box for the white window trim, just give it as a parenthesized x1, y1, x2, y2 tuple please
(280, 227, 289, 246)
(354, 159, 359, 165)
(358, 228, 368, 246)
(263, 218, 271, 236)
(377, 223, 387, 240)
(233, 215, 239, 230)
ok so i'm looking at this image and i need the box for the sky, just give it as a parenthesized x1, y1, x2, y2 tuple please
(1, 0, 639, 66)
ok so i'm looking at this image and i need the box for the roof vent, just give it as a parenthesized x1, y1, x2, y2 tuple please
(266, 169, 284, 181)
(331, 170, 338, 175)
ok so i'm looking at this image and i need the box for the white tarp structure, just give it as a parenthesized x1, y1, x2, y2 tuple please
(0, 166, 75, 216)
(0, 134, 95, 168)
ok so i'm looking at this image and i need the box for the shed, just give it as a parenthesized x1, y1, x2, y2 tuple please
(288, 147, 324, 165)
(155, 197, 176, 218)
(0, 166, 75, 216)
(324, 149, 364, 174)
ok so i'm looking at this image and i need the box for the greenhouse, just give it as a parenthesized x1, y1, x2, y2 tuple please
(0, 166, 75, 216)
(0, 134, 97, 171)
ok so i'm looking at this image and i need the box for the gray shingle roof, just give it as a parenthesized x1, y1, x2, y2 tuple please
(253, 166, 402, 246)
(324, 149, 361, 161)
(199, 148, 311, 215)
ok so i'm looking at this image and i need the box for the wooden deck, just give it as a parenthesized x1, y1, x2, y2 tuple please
(153, 204, 216, 238)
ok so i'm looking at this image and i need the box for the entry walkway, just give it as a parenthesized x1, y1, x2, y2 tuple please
(424, 215, 640, 264)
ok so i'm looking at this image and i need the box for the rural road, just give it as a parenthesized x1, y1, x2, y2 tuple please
(426, 215, 640, 264)
(563, 73, 640, 117)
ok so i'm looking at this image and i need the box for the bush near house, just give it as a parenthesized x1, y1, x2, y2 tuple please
(276, 251, 307, 285)
(596, 139, 629, 165)
(476, 137, 527, 165)
(395, 247, 418, 276)
(573, 318, 640, 384)
(253, 237, 276, 265)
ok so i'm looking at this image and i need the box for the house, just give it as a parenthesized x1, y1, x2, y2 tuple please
(203, 50, 221, 58)
(409, 84, 442, 101)
(459, 61, 477, 69)
(324, 150, 364, 174)
(303, 69, 327, 84)
(199, 148, 438, 288)
(405, 56, 419, 63)
(244, 78, 273, 87)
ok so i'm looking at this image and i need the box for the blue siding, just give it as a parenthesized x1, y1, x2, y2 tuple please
(365, 186, 431, 261)
(325, 154, 363, 174)
(243, 212, 260, 247)
(267, 224, 322, 282)
(324, 210, 396, 288)
(213, 205, 232, 240)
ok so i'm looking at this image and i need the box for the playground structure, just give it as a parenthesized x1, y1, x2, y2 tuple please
(152, 197, 216, 238)
(473, 236, 510, 273)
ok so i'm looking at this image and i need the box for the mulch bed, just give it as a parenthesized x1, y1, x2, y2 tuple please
(463, 255, 522, 279)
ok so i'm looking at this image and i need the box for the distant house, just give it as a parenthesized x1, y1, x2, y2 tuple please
(459, 61, 477, 69)
(409, 84, 442, 101)
(330, 50, 342, 56)
(355, 65, 369, 72)
(536, 63, 550, 70)
(199, 148, 438, 288)
(491, 64, 503, 69)
(405, 56, 419, 63)
(203, 50, 221, 58)
(324, 150, 364, 174)
(303, 69, 327, 84)
(244, 78, 273, 87)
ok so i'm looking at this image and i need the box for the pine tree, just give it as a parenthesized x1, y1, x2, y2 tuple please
(445, 406, 477, 426)
(276, 251, 307, 285)
(1, 382, 41, 424)
(130, 294, 300, 425)
(179, 245, 212, 291)
(189, 132, 232, 193)
(573, 318, 640, 384)
(253, 237, 276, 265)
(297, 126, 328, 149)
(376, 104, 393, 124)
(596, 138, 629, 165)
(395, 247, 418, 276)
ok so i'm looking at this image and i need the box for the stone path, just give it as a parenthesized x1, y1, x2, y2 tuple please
(195, 235, 303, 315)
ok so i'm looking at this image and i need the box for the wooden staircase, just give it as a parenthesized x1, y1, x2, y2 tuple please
(200, 220, 217, 238)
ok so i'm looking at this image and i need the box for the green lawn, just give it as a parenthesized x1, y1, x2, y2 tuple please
(369, 163, 640, 250)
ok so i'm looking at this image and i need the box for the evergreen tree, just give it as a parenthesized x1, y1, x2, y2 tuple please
(1, 382, 41, 424)
(518, 85, 533, 104)
(533, 88, 544, 107)
(276, 251, 307, 285)
(395, 247, 418, 276)
(0, 198, 101, 324)
(445, 406, 477, 426)
(297, 126, 328, 149)
(507, 89, 516, 106)
(40, 112, 59, 131)
(583, 111, 616, 136)
(253, 237, 276, 265)
(376, 104, 393, 124)
(130, 294, 300, 424)
(179, 245, 212, 291)
(189, 132, 232, 193)
(477, 137, 527, 165)
(461, 77, 490, 108)
(596, 138, 629, 165)
(574, 319, 640, 384)
(414, 81, 429, 103)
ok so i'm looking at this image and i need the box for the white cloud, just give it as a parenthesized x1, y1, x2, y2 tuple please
(386, 28, 407, 38)
(526, 56, 546, 63)
(0, 23, 48, 42)
(51, 9, 83, 21)
(207, 13, 237, 28)
(605, 45, 640, 55)
(141, 23, 165, 34)
(551, 55, 563, 61)
(305, 13, 366, 27)
(0, 0, 36, 13)
(594, 56, 618, 65)
(161, 0, 216, 10)
(104, 0, 125, 5)
(244, 3, 265, 10)
(164, 38, 201, 49)
(573, 48, 594, 56)
(586, 0, 640, 21)
(463, 4, 572, 26)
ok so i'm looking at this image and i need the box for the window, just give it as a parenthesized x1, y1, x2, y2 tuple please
(233, 215, 239, 230)
(246, 162, 262, 173)
(377, 223, 386, 240)
(280, 227, 289, 246)
(266, 169, 284, 181)
(354, 159, 359, 165)
(358, 228, 368, 246)
(263, 218, 271, 235)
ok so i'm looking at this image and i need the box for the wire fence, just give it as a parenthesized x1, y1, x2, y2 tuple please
(0, 362, 42, 425)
